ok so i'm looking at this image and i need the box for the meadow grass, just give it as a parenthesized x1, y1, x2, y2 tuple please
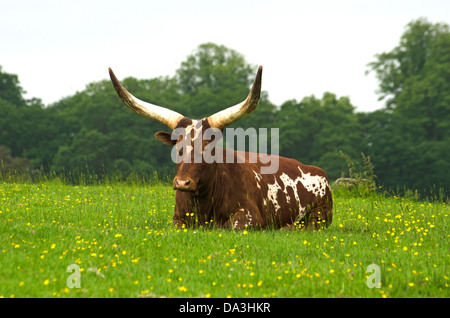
(0, 180, 448, 298)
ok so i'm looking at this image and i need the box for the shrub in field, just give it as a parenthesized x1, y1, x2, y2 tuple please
(334, 151, 376, 196)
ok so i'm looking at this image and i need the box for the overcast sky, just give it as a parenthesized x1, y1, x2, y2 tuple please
(1, 0, 449, 112)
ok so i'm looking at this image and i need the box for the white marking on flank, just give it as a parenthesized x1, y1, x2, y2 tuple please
(267, 176, 282, 214)
(253, 170, 262, 189)
(266, 167, 329, 220)
(297, 167, 328, 198)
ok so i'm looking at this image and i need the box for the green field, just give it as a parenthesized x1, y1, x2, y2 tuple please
(0, 180, 448, 298)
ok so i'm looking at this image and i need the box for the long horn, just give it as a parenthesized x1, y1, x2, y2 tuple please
(109, 68, 185, 130)
(207, 66, 262, 129)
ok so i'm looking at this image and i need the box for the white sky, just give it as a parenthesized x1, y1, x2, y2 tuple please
(1, 0, 449, 112)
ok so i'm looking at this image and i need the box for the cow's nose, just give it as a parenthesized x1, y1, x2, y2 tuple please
(176, 179, 190, 188)
(174, 178, 194, 191)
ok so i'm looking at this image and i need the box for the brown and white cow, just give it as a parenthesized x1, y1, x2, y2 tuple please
(109, 66, 333, 230)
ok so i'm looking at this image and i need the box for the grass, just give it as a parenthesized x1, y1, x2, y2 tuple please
(0, 180, 448, 298)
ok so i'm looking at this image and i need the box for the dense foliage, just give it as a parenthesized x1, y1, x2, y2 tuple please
(0, 19, 449, 196)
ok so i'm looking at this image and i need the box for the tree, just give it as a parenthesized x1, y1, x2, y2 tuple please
(367, 18, 449, 109)
(0, 67, 59, 171)
(0, 98, 21, 156)
(48, 77, 176, 178)
(176, 43, 257, 119)
(277, 92, 362, 181)
(0, 66, 26, 107)
(366, 18, 450, 193)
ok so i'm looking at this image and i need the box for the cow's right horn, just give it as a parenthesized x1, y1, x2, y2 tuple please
(109, 68, 185, 130)
(207, 66, 262, 129)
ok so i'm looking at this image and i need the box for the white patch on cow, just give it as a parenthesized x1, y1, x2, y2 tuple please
(266, 167, 329, 221)
(279, 173, 299, 205)
(185, 119, 202, 140)
(253, 170, 262, 189)
(185, 145, 193, 153)
(182, 120, 204, 162)
(245, 210, 253, 228)
(297, 167, 328, 198)
(233, 208, 253, 229)
(233, 208, 246, 229)
(266, 176, 282, 214)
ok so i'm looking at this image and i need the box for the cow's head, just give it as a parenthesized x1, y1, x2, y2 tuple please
(109, 66, 262, 194)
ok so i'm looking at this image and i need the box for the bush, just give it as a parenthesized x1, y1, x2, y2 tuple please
(333, 151, 377, 196)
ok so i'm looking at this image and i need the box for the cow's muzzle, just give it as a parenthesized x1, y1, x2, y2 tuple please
(173, 177, 196, 192)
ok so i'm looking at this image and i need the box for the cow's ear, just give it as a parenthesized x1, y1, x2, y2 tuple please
(155, 131, 176, 145)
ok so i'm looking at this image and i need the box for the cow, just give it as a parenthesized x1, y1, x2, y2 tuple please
(109, 66, 333, 230)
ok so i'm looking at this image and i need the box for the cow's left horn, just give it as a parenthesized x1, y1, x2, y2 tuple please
(109, 68, 185, 130)
(207, 66, 262, 129)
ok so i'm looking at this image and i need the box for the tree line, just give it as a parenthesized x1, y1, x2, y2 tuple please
(0, 18, 448, 196)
